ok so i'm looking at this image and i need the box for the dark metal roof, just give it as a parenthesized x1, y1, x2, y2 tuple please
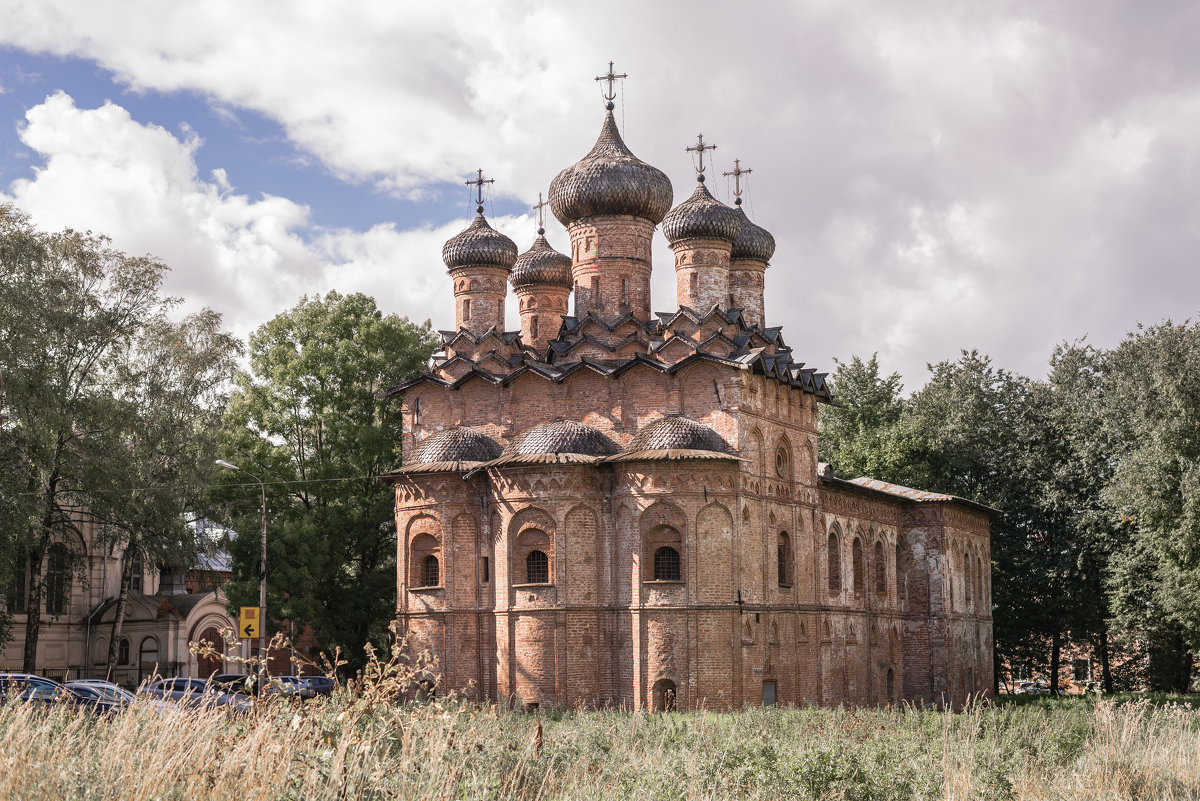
(442, 213, 518, 271)
(625, 416, 735, 454)
(511, 234, 573, 289)
(661, 181, 742, 245)
(730, 206, 776, 263)
(549, 110, 674, 226)
(408, 426, 503, 465)
(503, 420, 620, 457)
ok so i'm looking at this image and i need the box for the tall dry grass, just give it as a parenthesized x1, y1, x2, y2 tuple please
(1, 664, 1197, 801)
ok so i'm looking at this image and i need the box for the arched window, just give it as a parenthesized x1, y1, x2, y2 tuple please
(420, 555, 440, 587)
(873, 541, 886, 596)
(653, 547, 681, 581)
(530, 316, 539, 339)
(118, 637, 131, 666)
(644, 523, 684, 583)
(140, 637, 160, 678)
(525, 550, 549, 584)
(652, 678, 677, 712)
(774, 446, 790, 479)
(462, 298, 471, 321)
(689, 272, 698, 300)
(852, 538, 865, 596)
(409, 532, 441, 588)
(130, 552, 143, 594)
(777, 532, 792, 587)
(45, 543, 69, 615)
(963, 552, 972, 608)
(886, 668, 896, 705)
(977, 556, 984, 606)
(827, 533, 841, 594)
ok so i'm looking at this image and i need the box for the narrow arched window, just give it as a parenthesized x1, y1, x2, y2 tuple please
(777, 532, 792, 587)
(131, 552, 143, 594)
(654, 547, 681, 581)
(530, 316, 539, 339)
(852, 538, 865, 596)
(45, 543, 69, 615)
(462, 298, 471, 321)
(874, 541, 886, 596)
(526, 550, 549, 584)
(689, 272, 698, 300)
(977, 556, 985, 606)
(118, 637, 130, 666)
(827, 534, 841, 594)
(963, 552, 972, 608)
(420, 555, 439, 587)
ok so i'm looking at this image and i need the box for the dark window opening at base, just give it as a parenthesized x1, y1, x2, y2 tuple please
(481, 556, 490, 584)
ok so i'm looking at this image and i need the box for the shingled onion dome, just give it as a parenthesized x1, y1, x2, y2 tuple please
(408, 426, 503, 465)
(510, 231, 573, 289)
(730, 205, 776, 263)
(625, 416, 735, 454)
(548, 109, 673, 226)
(503, 420, 620, 457)
(662, 180, 743, 245)
(441, 212, 518, 271)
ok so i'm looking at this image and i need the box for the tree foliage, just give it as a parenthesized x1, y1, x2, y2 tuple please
(215, 291, 436, 672)
(0, 204, 238, 668)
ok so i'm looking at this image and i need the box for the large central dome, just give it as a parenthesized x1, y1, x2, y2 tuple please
(548, 110, 673, 226)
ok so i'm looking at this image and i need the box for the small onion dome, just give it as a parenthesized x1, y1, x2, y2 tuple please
(662, 181, 743, 245)
(503, 420, 620, 457)
(549, 110, 673, 226)
(626, 416, 735, 454)
(730, 206, 776, 263)
(442, 213, 518, 271)
(511, 233, 573, 290)
(408, 426, 503, 465)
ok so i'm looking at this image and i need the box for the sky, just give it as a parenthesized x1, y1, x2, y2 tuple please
(1, 1, 1198, 390)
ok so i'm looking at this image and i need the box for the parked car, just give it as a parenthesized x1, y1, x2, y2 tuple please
(210, 673, 315, 700)
(302, 676, 336, 696)
(0, 674, 120, 715)
(1015, 680, 1052, 695)
(139, 677, 251, 713)
(67, 680, 172, 712)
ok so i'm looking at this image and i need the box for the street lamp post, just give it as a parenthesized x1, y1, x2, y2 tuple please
(216, 459, 267, 689)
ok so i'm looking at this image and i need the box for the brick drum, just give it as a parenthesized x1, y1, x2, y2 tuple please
(383, 100, 993, 711)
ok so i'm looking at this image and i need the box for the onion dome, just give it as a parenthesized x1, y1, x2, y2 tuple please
(626, 416, 735, 454)
(503, 420, 620, 457)
(730, 205, 776, 263)
(549, 110, 673, 226)
(662, 181, 743, 245)
(442, 212, 518, 271)
(511, 231, 573, 289)
(408, 426, 503, 465)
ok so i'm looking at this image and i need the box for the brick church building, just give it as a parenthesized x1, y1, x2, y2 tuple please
(383, 73, 993, 710)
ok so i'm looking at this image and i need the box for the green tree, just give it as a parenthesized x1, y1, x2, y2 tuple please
(1102, 319, 1200, 691)
(817, 354, 928, 487)
(216, 292, 436, 672)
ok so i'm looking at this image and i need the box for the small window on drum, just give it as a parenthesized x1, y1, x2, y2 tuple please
(420, 555, 439, 587)
(525, 550, 549, 584)
(653, 546, 681, 581)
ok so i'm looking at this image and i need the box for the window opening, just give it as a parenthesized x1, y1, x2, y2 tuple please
(481, 556, 490, 584)
(652, 679, 676, 712)
(462, 298, 471, 321)
(653, 546, 681, 581)
(777, 532, 791, 586)
(131, 553, 143, 594)
(689, 272, 698, 299)
(45, 544, 69, 615)
(530, 316, 538, 339)
(874, 540, 886, 595)
(590, 276, 600, 308)
(852, 538, 865, 596)
(420, 555, 439, 587)
(827, 534, 841, 594)
(118, 637, 130, 666)
(525, 550, 549, 584)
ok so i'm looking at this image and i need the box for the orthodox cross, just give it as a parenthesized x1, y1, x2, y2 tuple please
(686, 133, 717, 177)
(466, 168, 494, 213)
(723, 159, 752, 205)
(595, 61, 627, 102)
(532, 192, 550, 234)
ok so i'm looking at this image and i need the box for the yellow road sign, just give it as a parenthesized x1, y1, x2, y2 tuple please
(239, 606, 260, 639)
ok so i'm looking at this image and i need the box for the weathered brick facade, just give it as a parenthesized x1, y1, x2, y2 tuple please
(383, 101, 993, 710)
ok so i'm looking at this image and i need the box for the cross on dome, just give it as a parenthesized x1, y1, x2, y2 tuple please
(595, 61, 627, 107)
(686, 133, 717, 181)
(465, 168, 495, 214)
(723, 159, 753, 206)
(532, 192, 550, 234)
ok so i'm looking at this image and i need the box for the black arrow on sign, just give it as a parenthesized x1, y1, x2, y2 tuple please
(243, 623, 256, 638)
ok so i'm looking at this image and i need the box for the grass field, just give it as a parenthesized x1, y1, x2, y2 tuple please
(1, 687, 1198, 800)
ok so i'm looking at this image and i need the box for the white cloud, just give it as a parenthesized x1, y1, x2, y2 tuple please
(1, 1, 1199, 386)
(0, 92, 493, 337)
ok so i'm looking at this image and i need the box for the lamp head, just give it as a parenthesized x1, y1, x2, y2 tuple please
(215, 459, 239, 471)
